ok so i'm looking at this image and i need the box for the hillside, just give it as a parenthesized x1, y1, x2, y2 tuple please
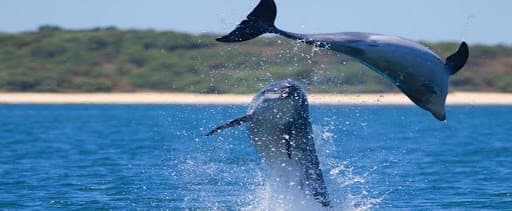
(0, 26, 511, 93)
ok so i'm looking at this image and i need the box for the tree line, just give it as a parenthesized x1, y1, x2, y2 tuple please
(0, 25, 510, 93)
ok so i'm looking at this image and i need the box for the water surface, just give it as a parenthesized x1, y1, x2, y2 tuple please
(0, 104, 510, 210)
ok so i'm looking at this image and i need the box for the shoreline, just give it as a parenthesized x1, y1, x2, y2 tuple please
(1, 92, 512, 105)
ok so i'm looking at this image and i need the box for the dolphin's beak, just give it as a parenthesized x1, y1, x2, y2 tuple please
(430, 107, 446, 121)
(279, 87, 291, 98)
(266, 86, 292, 99)
(279, 83, 296, 99)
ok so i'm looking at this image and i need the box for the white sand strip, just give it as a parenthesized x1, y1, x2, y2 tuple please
(0, 92, 511, 105)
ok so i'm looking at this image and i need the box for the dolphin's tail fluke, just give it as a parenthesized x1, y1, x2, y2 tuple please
(216, 0, 276, 42)
(445, 41, 469, 75)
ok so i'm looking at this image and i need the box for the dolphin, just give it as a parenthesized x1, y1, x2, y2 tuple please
(206, 80, 331, 208)
(216, 0, 469, 121)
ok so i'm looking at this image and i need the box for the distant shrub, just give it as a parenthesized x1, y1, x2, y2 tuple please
(0, 27, 510, 93)
(73, 78, 114, 92)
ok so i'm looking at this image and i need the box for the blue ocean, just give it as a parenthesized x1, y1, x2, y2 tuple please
(0, 104, 511, 210)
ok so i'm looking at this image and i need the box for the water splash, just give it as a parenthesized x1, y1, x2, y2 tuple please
(242, 178, 326, 211)
(460, 14, 476, 42)
(170, 111, 386, 210)
(312, 119, 385, 211)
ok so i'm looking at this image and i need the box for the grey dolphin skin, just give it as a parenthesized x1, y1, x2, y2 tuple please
(216, 0, 469, 121)
(206, 80, 331, 208)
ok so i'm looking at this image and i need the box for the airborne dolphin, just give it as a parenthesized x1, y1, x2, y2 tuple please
(207, 80, 331, 208)
(216, 0, 469, 121)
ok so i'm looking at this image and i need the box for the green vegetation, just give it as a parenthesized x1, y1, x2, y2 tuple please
(0, 25, 511, 93)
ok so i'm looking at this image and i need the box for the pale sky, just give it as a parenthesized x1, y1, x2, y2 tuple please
(0, 0, 510, 44)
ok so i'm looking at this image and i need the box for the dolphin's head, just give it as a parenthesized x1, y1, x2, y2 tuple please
(422, 90, 447, 121)
(416, 41, 468, 121)
(206, 80, 308, 136)
(400, 78, 449, 121)
(248, 80, 309, 123)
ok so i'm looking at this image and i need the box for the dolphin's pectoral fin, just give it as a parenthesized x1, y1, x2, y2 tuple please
(286, 140, 292, 159)
(283, 134, 292, 159)
(445, 41, 469, 75)
(367, 40, 380, 47)
(205, 114, 253, 136)
(283, 121, 300, 159)
(339, 45, 366, 58)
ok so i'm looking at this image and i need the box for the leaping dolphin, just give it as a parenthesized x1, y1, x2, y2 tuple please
(217, 0, 469, 121)
(207, 80, 331, 208)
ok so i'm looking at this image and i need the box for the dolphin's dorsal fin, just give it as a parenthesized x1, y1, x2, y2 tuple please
(445, 42, 469, 75)
(205, 114, 253, 136)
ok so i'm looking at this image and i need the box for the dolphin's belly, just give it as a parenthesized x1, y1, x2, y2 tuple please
(248, 123, 293, 167)
(248, 124, 306, 185)
(247, 119, 330, 204)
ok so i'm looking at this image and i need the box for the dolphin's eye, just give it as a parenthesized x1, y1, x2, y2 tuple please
(422, 82, 438, 95)
(282, 85, 294, 91)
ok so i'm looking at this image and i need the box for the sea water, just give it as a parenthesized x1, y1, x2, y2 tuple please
(0, 104, 511, 210)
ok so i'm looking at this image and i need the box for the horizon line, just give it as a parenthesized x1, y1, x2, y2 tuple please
(1, 25, 509, 46)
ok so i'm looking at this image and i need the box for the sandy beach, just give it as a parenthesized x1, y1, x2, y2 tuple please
(1, 92, 512, 105)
